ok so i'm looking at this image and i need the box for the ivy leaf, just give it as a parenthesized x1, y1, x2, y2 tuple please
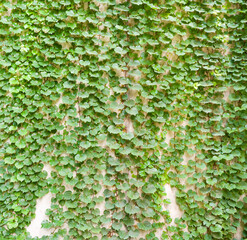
(120, 132, 134, 140)
(126, 107, 138, 115)
(63, 81, 75, 89)
(7, 219, 18, 229)
(142, 184, 156, 194)
(137, 221, 152, 230)
(105, 201, 115, 210)
(115, 200, 127, 208)
(210, 224, 222, 232)
(15, 139, 26, 148)
(142, 208, 155, 218)
(104, 189, 113, 198)
(108, 157, 120, 166)
(114, 47, 127, 55)
(206, 178, 217, 185)
(62, 95, 75, 104)
(130, 178, 145, 187)
(127, 190, 139, 200)
(18, 129, 28, 136)
(112, 211, 124, 220)
(112, 222, 122, 230)
(108, 125, 121, 134)
(132, 0, 142, 5)
(198, 226, 207, 234)
(80, 195, 91, 204)
(125, 203, 140, 214)
(63, 211, 75, 219)
(75, 154, 87, 162)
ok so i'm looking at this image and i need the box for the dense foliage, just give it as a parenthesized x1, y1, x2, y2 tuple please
(0, 0, 246, 239)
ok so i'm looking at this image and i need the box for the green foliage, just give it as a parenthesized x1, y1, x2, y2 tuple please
(0, 0, 246, 239)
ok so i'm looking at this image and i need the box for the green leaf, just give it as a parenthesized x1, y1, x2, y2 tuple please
(75, 154, 87, 162)
(114, 47, 127, 55)
(142, 184, 156, 194)
(198, 226, 207, 234)
(129, 229, 140, 237)
(108, 157, 120, 166)
(142, 208, 155, 218)
(18, 129, 28, 136)
(112, 222, 122, 230)
(120, 132, 134, 140)
(126, 107, 138, 115)
(112, 211, 124, 220)
(210, 224, 222, 232)
(7, 219, 18, 229)
(125, 203, 140, 214)
(15, 139, 26, 148)
(137, 221, 152, 230)
(127, 190, 139, 200)
(108, 125, 121, 134)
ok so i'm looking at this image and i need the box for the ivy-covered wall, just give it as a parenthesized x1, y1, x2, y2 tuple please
(0, 0, 246, 239)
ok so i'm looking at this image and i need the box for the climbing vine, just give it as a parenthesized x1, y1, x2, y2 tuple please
(0, 0, 246, 239)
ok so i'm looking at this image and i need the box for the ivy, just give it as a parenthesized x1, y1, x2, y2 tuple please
(0, 0, 246, 239)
